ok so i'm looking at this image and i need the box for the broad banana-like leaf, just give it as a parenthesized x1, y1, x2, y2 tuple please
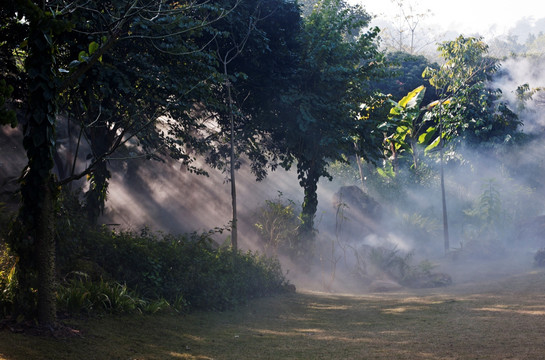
(396, 125, 410, 135)
(398, 85, 426, 110)
(426, 98, 452, 110)
(389, 86, 425, 116)
(418, 126, 436, 144)
(425, 135, 441, 152)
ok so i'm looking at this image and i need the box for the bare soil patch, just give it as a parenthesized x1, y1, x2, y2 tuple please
(1, 268, 545, 359)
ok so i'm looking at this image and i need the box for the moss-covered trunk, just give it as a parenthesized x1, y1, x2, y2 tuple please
(297, 162, 320, 257)
(12, 0, 62, 326)
(35, 181, 57, 325)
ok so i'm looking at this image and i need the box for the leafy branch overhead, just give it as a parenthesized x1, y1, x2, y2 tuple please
(0, 0, 530, 327)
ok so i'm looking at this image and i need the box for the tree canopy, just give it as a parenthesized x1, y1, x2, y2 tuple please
(0, 0, 531, 326)
(267, 0, 384, 243)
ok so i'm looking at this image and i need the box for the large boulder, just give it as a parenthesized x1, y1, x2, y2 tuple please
(332, 185, 383, 240)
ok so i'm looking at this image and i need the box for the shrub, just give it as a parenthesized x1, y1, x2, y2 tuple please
(0, 203, 17, 317)
(534, 249, 545, 267)
(254, 192, 302, 257)
(1, 191, 291, 317)
(59, 223, 290, 312)
(56, 276, 171, 314)
(0, 243, 17, 316)
(363, 245, 451, 288)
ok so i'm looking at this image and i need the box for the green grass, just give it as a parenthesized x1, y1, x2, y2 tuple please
(2, 270, 545, 359)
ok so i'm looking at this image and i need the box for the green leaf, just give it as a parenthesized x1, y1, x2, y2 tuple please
(88, 41, 99, 55)
(396, 125, 409, 135)
(418, 127, 436, 144)
(425, 136, 441, 152)
(389, 104, 403, 116)
(78, 51, 89, 62)
(398, 85, 426, 110)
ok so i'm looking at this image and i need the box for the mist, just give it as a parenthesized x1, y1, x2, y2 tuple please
(3, 47, 542, 298)
(96, 51, 545, 293)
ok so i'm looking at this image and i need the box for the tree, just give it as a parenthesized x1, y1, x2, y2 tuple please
(1, 0, 238, 326)
(55, 0, 231, 222)
(423, 36, 523, 253)
(371, 51, 438, 105)
(381, 0, 434, 54)
(3, 0, 72, 326)
(383, 85, 430, 174)
(211, 0, 259, 253)
(202, 0, 301, 251)
(272, 0, 383, 252)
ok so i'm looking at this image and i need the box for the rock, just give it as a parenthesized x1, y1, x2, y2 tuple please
(284, 283, 296, 293)
(406, 272, 452, 288)
(332, 186, 383, 240)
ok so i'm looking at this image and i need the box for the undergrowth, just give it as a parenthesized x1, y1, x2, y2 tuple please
(0, 193, 291, 319)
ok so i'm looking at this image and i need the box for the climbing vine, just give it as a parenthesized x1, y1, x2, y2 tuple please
(9, 0, 70, 326)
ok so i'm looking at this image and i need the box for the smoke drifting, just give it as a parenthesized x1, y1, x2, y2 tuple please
(4, 56, 545, 296)
(102, 155, 303, 250)
(100, 61, 545, 292)
(494, 56, 545, 134)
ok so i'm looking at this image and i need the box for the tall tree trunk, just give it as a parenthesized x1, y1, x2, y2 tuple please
(440, 146, 449, 253)
(228, 87, 238, 253)
(14, 0, 61, 326)
(36, 181, 57, 325)
(224, 65, 237, 253)
(298, 162, 320, 255)
(439, 105, 450, 254)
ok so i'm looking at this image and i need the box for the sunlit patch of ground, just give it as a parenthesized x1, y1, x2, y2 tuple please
(2, 269, 545, 359)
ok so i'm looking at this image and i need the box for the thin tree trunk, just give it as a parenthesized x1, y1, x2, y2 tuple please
(354, 143, 365, 189)
(440, 147, 449, 253)
(439, 104, 450, 253)
(410, 29, 415, 54)
(225, 65, 237, 253)
(355, 154, 365, 189)
(299, 162, 319, 246)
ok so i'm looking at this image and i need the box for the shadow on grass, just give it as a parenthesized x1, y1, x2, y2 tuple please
(2, 270, 545, 359)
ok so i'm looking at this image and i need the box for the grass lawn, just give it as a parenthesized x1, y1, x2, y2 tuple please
(2, 269, 545, 359)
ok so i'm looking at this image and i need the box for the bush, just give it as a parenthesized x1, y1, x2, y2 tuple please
(0, 203, 17, 317)
(57, 277, 142, 314)
(534, 249, 545, 267)
(0, 242, 17, 316)
(253, 192, 302, 258)
(57, 276, 173, 314)
(2, 191, 291, 318)
(59, 223, 290, 312)
(363, 246, 451, 288)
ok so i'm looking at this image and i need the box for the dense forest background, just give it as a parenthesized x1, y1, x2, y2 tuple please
(1, 0, 545, 328)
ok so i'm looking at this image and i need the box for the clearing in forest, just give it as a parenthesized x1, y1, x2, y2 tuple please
(1, 268, 545, 359)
